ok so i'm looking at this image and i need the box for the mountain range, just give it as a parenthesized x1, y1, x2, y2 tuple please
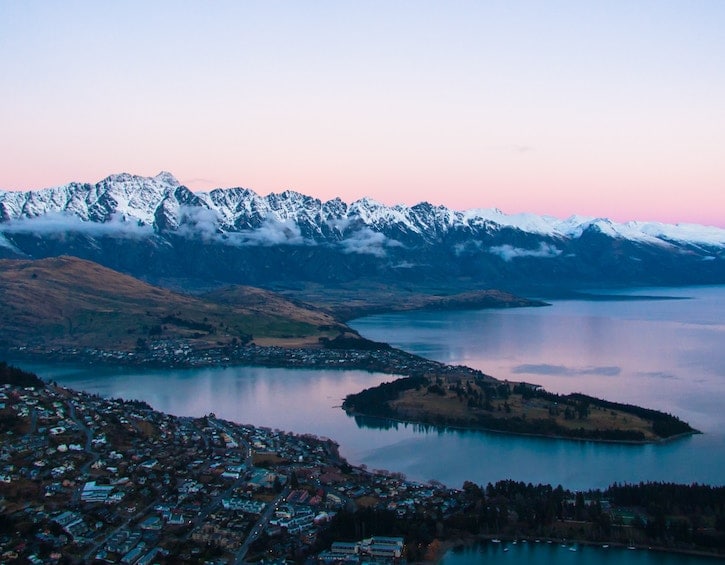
(1, 172, 723, 292)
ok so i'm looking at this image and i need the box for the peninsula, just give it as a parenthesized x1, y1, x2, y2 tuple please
(341, 375, 697, 443)
(0, 256, 698, 444)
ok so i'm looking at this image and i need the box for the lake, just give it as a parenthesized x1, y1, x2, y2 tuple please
(12, 285, 725, 491)
(440, 540, 723, 565)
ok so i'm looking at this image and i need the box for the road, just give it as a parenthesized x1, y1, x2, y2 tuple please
(82, 497, 160, 562)
(64, 396, 100, 505)
(207, 417, 290, 565)
(234, 486, 289, 565)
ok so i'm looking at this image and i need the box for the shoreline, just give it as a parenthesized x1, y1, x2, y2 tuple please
(4, 345, 699, 446)
(0, 343, 491, 380)
(344, 409, 700, 446)
(4, 373, 723, 562)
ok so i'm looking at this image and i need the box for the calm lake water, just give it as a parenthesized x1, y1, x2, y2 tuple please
(440, 540, 723, 565)
(13, 285, 725, 491)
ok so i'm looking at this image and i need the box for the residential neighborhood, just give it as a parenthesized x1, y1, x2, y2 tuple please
(8, 339, 495, 383)
(0, 380, 462, 564)
(2, 375, 724, 564)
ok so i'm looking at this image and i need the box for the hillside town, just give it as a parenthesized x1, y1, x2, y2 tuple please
(2, 370, 724, 564)
(7, 339, 494, 383)
(0, 378, 462, 564)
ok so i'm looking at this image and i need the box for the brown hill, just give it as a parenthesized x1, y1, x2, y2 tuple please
(0, 256, 349, 351)
(202, 285, 339, 328)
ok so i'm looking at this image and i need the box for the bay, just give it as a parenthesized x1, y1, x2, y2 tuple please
(440, 541, 723, 565)
(12, 285, 725, 490)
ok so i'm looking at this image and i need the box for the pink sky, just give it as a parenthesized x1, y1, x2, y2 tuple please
(1, 1, 723, 227)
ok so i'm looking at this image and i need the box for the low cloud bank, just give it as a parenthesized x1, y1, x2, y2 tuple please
(489, 242, 562, 261)
(1, 212, 153, 239)
(339, 228, 402, 257)
(176, 206, 221, 242)
(3, 209, 408, 255)
(224, 218, 307, 247)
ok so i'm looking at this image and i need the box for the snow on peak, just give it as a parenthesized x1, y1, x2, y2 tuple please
(1, 172, 724, 251)
(462, 208, 562, 236)
(154, 171, 180, 186)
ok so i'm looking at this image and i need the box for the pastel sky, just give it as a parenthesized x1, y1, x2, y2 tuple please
(1, 1, 724, 226)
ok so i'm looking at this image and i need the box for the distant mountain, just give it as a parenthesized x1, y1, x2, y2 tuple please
(1, 172, 723, 291)
(0, 256, 348, 351)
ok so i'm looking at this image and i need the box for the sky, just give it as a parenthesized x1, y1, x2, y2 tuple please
(1, 1, 724, 227)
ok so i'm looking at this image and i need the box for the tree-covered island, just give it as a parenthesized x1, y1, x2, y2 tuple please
(342, 374, 697, 443)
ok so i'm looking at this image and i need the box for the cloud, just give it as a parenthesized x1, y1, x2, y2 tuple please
(326, 217, 351, 234)
(453, 240, 483, 256)
(177, 206, 220, 242)
(2, 210, 309, 248)
(489, 242, 562, 262)
(223, 218, 307, 247)
(637, 370, 679, 381)
(0, 212, 153, 239)
(512, 364, 621, 377)
(339, 228, 402, 257)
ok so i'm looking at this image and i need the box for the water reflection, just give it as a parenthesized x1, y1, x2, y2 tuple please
(12, 286, 725, 490)
(349, 286, 725, 434)
(351, 414, 453, 435)
(442, 540, 722, 565)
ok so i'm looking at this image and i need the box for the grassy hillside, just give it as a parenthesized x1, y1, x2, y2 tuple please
(273, 282, 547, 321)
(0, 256, 350, 351)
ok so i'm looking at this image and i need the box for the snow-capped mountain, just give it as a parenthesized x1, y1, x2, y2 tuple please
(1, 172, 723, 290)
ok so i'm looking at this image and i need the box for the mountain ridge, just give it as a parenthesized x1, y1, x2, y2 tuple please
(1, 172, 723, 291)
(3, 171, 723, 243)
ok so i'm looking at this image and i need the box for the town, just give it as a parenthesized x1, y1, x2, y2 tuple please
(7, 338, 495, 382)
(2, 367, 724, 564)
(0, 374, 462, 564)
